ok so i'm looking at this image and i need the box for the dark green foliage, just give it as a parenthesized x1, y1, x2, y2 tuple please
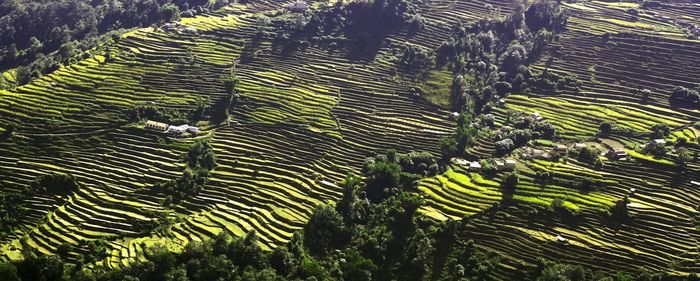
(304, 205, 349, 256)
(186, 140, 217, 170)
(30, 173, 80, 195)
(0, 262, 19, 281)
(342, 249, 378, 281)
(0, 192, 27, 233)
(126, 104, 190, 125)
(440, 136, 458, 161)
(605, 197, 632, 223)
(529, 69, 582, 93)
(157, 140, 216, 203)
(599, 121, 613, 136)
(78, 239, 110, 264)
(0, 0, 228, 84)
(15, 251, 65, 281)
(155, 167, 209, 204)
(365, 160, 402, 202)
(576, 147, 600, 165)
(495, 138, 515, 156)
(525, 0, 569, 33)
(677, 148, 692, 167)
(650, 123, 670, 139)
(502, 171, 520, 189)
(670, 86, 700, 108)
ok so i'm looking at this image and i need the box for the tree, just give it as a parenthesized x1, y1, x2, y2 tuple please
(495, 138, 515, 155)
(186, 140, 217, 170)
(450, 75, 468, 111)
(440, 136, 458, 161)
(0, 263, 19, 281)
(502, 171, 519, 189)
(599, 121, 613, 136)
(677, 148, 691, 167)
(30, 173, 79, 195)
(365, 161, 402, 202)
(670, 86, 700, 108)
(304, 205, 348, 256)
(160, 4, 181, 22)
(650, 123, 670, 139)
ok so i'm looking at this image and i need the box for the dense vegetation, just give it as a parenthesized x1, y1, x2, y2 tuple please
(0, 0, 235, 86)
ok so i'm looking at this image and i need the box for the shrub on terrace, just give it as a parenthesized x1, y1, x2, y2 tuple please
(670, 86, 700, 108)
(525, 0, 569, 33)
(576, 147, 600, 165)
(30, 173, 79, 195)
(304, 204, 350, 256)
(650, 123, 670, 139)
(495, 138, 515, 156)
(502, 171, 520, 189)
(598, 121, 613, 137)
(677, 148, 692, 167)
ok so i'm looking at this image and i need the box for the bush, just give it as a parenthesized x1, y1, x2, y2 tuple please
(304, 205, 349, 256)
(495, 139, 515, 155)
(30, 173, 79, 195)
(650, 123, 670, 139)
(598, 121, 613, 136)
(670, 86, 699, 108)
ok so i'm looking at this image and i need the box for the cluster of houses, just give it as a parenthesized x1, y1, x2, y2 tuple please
(161, 22, 198, 35)
(145, 120, 199, 135)
(521, 142, 587, 160)
(451, 158, 517, 172)
(605, 147, 627, 160)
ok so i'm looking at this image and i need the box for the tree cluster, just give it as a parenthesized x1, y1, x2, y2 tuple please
(1, 174, 79, 234)
(436, 0, 569, 114)
(0, 0, 233, 85)
(156, 140, 217, 204)
(669, 86, 700, 109)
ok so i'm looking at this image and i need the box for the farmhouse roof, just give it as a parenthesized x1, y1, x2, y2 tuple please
(145, 120, 169, 131)
(288, 1, 308, 12)
(554, 144, 568, 151)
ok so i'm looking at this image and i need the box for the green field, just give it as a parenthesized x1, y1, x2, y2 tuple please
(1, 0, 699, 279)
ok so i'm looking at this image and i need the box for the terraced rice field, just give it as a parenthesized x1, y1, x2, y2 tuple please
(0, 2, 464, 267)
(1, 0, 699, 277)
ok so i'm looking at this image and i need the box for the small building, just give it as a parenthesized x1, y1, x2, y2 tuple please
(468, 161, 482, 172)
(522, 148, 547, 160)
(181, 26, 198, 35)
(162, 23, 178, 32)
(288, 1, 309, 13)
(555, 235, 568, 243)
(494, 160, 506, 171)
(606, 148, 627, 160)
(552, 144, 568, 155)
(168, 124, 199, 134)
(451, 157, 469, 166)
(629, 188, 636, 193)
(649, 139, 667, 147)
(530, 112, 543, 121)
(573, 143, 586, 150)
(145, 120, 169, 131)
(504, 159, 516, 170)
